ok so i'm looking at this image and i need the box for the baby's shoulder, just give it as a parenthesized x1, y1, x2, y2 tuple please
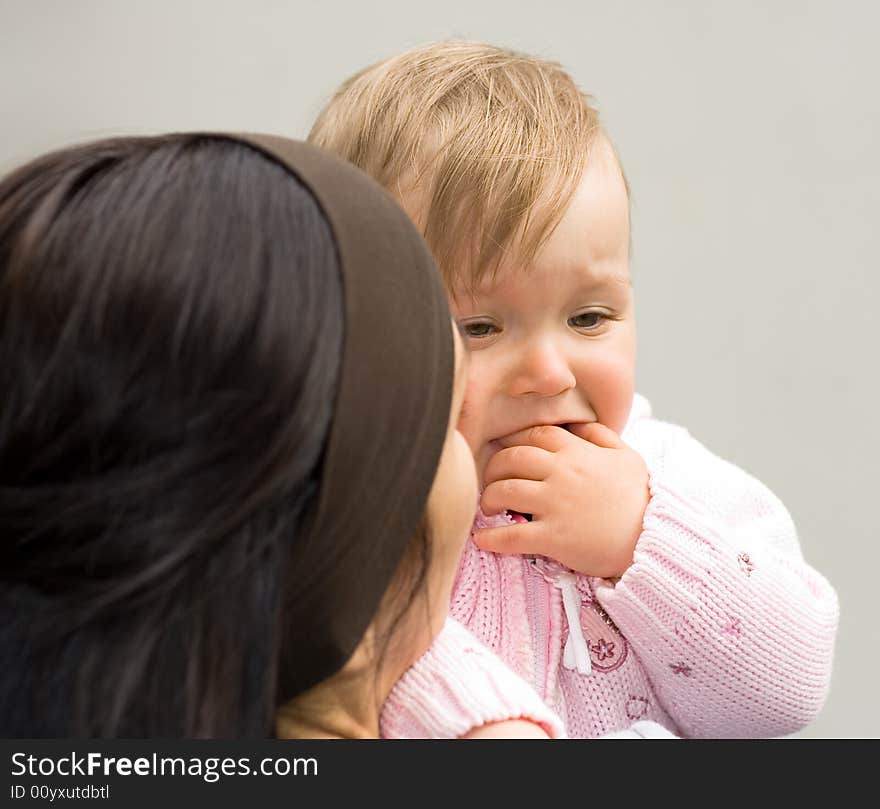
(622, 393, 756, 491)
(622, 393, 692, 458)
(623, 392, 654, 431)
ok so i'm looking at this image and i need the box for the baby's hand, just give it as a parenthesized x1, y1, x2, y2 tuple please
(474, 423, 650, 579)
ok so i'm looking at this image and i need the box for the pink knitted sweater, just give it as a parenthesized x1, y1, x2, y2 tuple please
(384, 394, 839, 738)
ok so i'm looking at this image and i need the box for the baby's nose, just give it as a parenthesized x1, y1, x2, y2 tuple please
(508, 342, 577, 397)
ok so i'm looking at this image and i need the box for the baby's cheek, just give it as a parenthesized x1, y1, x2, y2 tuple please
(581, 353, 635, 434)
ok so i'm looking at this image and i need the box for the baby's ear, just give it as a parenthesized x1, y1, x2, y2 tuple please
(567, 422, 623, 449)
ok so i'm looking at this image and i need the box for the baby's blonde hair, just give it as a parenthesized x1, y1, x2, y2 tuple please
(309, 40, 609, 292)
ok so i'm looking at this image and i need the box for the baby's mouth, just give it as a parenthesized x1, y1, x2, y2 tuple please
(488, 422, 575, 450)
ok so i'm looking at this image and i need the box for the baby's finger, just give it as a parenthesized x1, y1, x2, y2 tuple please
(480, 478, 544, 517)
(566, 421, 623, 449)
(473, 520, 549, 557)
(483, 444, 554, 485)
(494, 424, 572, 453)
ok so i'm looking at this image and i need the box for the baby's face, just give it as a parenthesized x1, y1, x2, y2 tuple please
(451, 137, 636, 484)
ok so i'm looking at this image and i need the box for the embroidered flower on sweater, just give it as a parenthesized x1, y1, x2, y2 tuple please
(669, 662, 692, 677)
(626, 696, 649, 721)
(737, 552, 755, 576)
(722, 618, 742, 637)
(590, 638, 616, 661)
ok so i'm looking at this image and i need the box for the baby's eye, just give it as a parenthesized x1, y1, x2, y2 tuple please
(459, 320, 498, 339)
(568, 311, 606, 330)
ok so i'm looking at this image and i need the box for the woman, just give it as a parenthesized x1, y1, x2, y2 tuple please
(0, 133, 560, 738)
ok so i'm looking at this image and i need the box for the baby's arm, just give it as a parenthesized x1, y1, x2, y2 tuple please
(380, 617, 566, 739)
(592, 413, 839, 738)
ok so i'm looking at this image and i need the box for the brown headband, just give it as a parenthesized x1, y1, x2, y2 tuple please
(224, 135, 453, 701)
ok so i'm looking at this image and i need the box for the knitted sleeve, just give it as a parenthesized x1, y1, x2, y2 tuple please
(380, 617, 566, 739)
(594, 411, 840, 738)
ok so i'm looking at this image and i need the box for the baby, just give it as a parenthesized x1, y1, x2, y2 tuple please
(310, 41, 840, 737)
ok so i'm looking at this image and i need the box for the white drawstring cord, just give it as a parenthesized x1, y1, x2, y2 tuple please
(559, 572, 592, 675)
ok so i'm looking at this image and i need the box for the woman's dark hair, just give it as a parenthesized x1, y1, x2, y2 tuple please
(0, 134, 371, 736)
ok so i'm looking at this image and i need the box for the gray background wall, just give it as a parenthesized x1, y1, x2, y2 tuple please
(1, 0, 876, 738)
